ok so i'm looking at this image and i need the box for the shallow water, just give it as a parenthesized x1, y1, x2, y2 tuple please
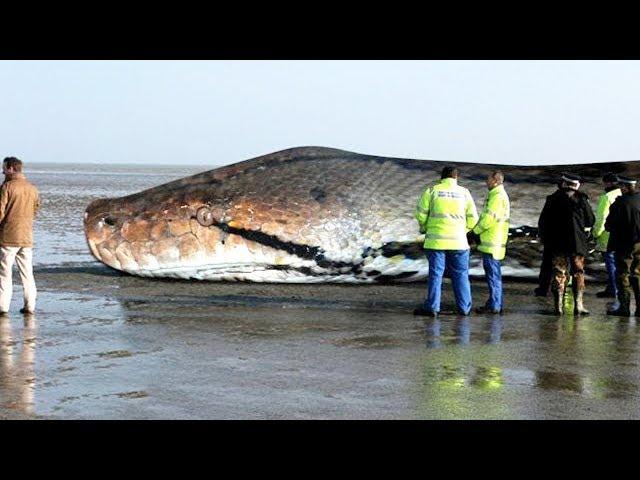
(29, 163, 204, 267)
(1, 163, 638, 419)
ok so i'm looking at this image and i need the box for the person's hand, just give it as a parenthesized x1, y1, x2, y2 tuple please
(467, 231, 480, 245)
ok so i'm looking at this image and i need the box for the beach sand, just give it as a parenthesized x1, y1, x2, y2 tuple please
(2, 265, 639, 419)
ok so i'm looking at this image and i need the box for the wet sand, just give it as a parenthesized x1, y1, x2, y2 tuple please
(2, 265, 639, 419)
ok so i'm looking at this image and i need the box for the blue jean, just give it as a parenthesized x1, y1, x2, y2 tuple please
(424, 249, 472, 314)
(482, 253, 503, 311)
(604, 251, 618, 295)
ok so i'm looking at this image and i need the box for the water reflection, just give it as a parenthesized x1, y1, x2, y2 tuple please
(484, 317, 503, 344)
(537, 315, 583, 344)
(453, 318, 470, 346)
(420, 358, 506, 418)
(535, 370, 584, 394)
(0, 315, 37, 415)
(424, 317, 503, 349)
(594, 319, 640, 399)
(471, 366, 504, 390)
(418, 314, 640, 417)
(420, 317, 506, 417)
(534, 317, 640, 400)
(424, 319, 441, 349)
(537, 318, 561, 342)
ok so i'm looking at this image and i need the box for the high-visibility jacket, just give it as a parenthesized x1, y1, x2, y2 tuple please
(415, 178, 479, 250)
(472, 184, 510, 260)
(593, 187, 622, 252)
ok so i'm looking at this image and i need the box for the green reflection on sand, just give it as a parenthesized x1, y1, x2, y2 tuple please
(419, 314, 640, 419)
(419, 318, 508, 419)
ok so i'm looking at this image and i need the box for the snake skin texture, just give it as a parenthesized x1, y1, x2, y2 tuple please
(83, 147, 640, 283)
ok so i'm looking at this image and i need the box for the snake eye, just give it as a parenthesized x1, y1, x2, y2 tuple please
(104, 216, 116, 226)
(196, 207, 215, 227)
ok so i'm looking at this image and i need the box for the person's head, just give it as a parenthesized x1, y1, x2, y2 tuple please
(559, 172, 581, 192)
(3, 157, 23, 175)
(617, 175, 637, 194)
(602, 172, 618, 190)
(486, 170, 504, 189)
(441, 166, 459, 180)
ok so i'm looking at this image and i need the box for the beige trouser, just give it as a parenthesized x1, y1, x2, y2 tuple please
(0, 246, 37, 313)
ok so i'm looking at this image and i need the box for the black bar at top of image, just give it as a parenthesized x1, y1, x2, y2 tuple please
(3, 43, 640, 60)
(3, 3, 638, 59)
(2, 20, 640, 60)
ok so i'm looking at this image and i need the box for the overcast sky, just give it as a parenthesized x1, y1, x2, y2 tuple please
(2, 60, 640, 166)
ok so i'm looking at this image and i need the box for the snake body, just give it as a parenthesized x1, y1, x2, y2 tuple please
(83, 147, 638, 282)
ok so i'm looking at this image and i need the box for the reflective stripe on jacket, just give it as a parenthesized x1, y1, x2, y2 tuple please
(415, 178, 478, 250)
(593, 188, 621, 252)
(473, 184, 510, 260)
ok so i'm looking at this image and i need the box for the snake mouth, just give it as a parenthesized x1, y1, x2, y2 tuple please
(84, 198, 232, 275)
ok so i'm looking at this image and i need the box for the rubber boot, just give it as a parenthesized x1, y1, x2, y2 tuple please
(574, 290, 589, 315)
(553, 289, 564, 315)
(608, 290, 631, 317)
(631, 278, 640, 317)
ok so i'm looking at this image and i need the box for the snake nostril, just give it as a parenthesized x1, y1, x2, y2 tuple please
(104, 216, 116, 226)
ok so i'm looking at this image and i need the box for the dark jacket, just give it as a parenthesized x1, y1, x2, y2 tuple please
(605, 191, 640, 255)
(538, 189, 595, 256)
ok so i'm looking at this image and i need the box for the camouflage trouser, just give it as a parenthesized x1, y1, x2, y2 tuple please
(614, 243, 640, 311)
(551, 254, 585, 295)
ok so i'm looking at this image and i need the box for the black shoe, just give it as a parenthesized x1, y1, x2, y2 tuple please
(456, 310, 472, 316)
(19, 308, 34, 315)
(534, 288, 548, 297)
(475, 305, 501, 314)
(607, 307, 631, 317)
(596, 289, 616, 298)
(413, 307, 438, 317)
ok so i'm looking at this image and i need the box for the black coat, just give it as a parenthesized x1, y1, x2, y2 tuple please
(538, 189, 595, 256)
(605, 191, 640, 255)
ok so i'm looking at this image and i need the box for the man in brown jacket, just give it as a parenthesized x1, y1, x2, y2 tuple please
(0, 157, 40, 315)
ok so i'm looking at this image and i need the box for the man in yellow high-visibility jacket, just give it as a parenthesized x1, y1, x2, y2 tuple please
(593, 172, 622, 299)
(472, 170, 510, 314)
(414, 166, 479, 316)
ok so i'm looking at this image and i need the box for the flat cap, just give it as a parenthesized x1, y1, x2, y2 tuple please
(560, 172, 581, 183)
(616, 175, 637, 185)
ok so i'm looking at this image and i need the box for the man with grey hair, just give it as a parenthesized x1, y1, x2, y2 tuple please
(0, 157, 40, 315)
